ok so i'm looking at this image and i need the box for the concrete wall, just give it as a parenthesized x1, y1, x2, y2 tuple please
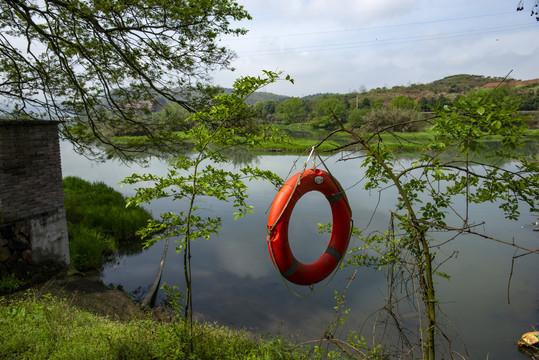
(0, 120, 69, 274)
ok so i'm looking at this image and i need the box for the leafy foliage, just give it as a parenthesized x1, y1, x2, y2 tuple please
(361, 106, 423, 132)
(309, 97, 348, 129)
(324, 87, 539, 359)
(346, 107, 369, 128)
(390, 95, 420, 111)
(276, 97, 308, 124)
(122, 71, 289, 321)
(151, 102, 193, 132)
(0, 0, 251, 158)
(251, 75, 539, 133)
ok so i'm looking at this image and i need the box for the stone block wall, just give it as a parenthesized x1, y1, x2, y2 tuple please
(0, 120, 70, 275)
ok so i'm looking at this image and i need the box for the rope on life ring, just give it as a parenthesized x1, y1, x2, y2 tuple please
(267, 167, 352, 286)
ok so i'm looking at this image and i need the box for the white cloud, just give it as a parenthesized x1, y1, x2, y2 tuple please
(214, 0, 539, 96)
(216, 238, 274, 279)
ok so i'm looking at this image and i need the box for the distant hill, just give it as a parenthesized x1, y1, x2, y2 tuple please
(483, 78, 539, 89)
(186, 75, 539, 107)
(301, 93, 342, 100)
(244, 91, 290, 104)
(358, 74, 521, 101)
(217, 88, 290, 104)
(425, 74, 509, 93)
(256, 74, 539, 105)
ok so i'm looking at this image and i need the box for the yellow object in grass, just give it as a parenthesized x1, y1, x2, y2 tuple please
(518, 331, 539, 347)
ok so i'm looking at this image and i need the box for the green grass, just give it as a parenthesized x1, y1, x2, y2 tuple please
(67, 223, 116, 271)
(110, 121, 538, 155)
(63, 176, 152, 270)
(108, 123, 539, 158)
(110, 132, 192, 145)
(0, 293, 306, 360)
(0, 273, 27, 294)
(110, 122, 435, 153)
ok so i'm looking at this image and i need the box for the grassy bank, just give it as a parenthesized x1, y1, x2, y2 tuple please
(0, 291, 306, 359)
(1, 177, 309, 359)
(110, 126, 432, 153)
(111, 125, 538, 154)
(63, 176, 152, 270)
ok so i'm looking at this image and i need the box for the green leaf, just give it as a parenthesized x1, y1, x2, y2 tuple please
(435, 271, 451, 280)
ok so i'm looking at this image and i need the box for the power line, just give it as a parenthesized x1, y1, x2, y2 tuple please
(236, 23, 537, 57)
(228, 11, 518, 41)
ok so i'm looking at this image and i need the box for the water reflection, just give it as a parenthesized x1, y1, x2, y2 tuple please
(220, 147, 260, 166)
(60, 142, 538, 359)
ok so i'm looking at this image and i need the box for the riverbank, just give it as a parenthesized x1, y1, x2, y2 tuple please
(63, 176, 152, 271)
(110, 125, 539, 154)
(0, 272, 307, 359)
(0, 177, 311, 359)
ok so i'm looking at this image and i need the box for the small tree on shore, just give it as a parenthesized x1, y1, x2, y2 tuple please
(123, 71, 289, 326)
(318, 87, 538, 359)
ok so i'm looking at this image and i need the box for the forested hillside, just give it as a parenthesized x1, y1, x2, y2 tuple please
(249, 74, 539, 131)
(126, 74, 539, 138)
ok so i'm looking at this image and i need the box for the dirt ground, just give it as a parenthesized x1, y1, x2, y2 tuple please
(4, 269, 146, 321)
(41, 274, 144, 320)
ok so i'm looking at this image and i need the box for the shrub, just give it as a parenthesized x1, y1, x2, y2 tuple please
(63, 176, 152, 270)
(63, 176, 152, 242)
(361, 107, 424, 132)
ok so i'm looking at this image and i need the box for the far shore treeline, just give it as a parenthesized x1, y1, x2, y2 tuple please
(107, 74, 539, 141)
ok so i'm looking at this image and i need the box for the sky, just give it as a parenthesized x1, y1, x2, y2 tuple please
(212, 0, 539, 97)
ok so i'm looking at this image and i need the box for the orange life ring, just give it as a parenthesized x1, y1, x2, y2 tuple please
(267, 168, 352, 286)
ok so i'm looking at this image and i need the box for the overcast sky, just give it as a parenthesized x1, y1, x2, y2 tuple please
(212, 0, 539, 97)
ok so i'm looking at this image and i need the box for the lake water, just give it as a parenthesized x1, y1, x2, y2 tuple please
(60, 141, 538, 359)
